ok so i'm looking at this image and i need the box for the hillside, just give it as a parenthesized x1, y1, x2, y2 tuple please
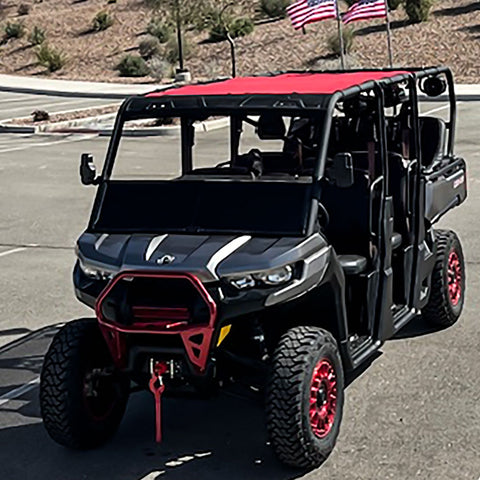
(0, 0, 478, 83)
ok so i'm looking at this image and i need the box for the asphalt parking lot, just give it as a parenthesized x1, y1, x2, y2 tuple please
(0, 91, 119, 122)
(0, 95, 479, 480)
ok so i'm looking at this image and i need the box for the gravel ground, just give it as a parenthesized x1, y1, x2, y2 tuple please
(0, 0, 478, 83)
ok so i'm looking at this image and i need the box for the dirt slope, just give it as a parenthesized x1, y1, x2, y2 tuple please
(0, 0, 478, 83)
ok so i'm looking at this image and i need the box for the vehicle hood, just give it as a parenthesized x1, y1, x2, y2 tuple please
(76, 232, 327, 282)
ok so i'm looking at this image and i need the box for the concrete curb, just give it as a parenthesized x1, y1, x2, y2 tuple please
(0, 74, 172, 99)
(0, 72, 478, 101)
(0, 116, 230, 137)
(96, 117, 230, 137)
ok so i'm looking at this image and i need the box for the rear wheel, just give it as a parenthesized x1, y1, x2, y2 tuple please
(40, 318, 130, 449)
(423, 229, 465, 327)
(266, 326, 344, 469)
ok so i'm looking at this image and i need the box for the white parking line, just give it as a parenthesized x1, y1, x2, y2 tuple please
(3, 99, 106, 115)
(0, 247, 26, 258)
(0, 134, 96, 154)
(0, 377, 40, 407)
(422, 101, 463, 116)
(0, 96, 48, 105)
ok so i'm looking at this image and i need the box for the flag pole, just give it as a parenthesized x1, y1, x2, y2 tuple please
(335, 0, 346, 70)
(384, 0, 394, 67)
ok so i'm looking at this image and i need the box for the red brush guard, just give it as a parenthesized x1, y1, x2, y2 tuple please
(95, 271, 218, 443)
(95, 271, 217, 372)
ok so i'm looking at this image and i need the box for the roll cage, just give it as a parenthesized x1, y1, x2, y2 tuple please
(92, 66, 456, 242)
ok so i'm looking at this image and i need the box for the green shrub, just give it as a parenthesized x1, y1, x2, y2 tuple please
(29, 25, 46, 45)
(17, 3, 30, 16)
(144, 0, 161, 9)
(405, 0, 434, 22)
(31, 110, 49, 122)
(165, 36, 192, 63)
(4, 22, 25, 40)
(147, 56, 172, 81)
(209, 16, 254, 41)
(388, 0, 405, 10)
(327, 27, 355, 55)
(92, 11, 114, 32)
(116, 54, 150, 77)
(259, 0, 290, 18)
(139, 35, 161, 59)
(229, 17, 254, 38)
(146, 18, 173, 43)
(35, 43, 67, 72)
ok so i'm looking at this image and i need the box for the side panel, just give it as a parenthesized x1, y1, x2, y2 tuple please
(425, 158, 467, 224)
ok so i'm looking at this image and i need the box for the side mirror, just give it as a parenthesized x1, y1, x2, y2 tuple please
(419, 76, 447, 98)
(332, 152, 354, 188)
(80, 153, 99, 186)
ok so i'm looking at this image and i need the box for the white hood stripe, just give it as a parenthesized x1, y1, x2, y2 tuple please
(145, 234, 169, 261)
(206, 236, 251, 279)
(95, 234, 109, 251)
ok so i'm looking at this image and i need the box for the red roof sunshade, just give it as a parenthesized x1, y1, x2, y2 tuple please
(147, 71, 409, 98)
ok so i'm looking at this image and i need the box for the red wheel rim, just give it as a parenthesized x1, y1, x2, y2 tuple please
(447, 250, 462, 306)
(309, 358, 337, 438)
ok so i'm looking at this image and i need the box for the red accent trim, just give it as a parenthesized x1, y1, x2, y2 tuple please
(447, 250, 462, 306)
(149, 361, 167, 443)
(132, 306, 190, 321)
(309, 358, 337, 439)
(95, 271, 217, 372)
(146, 72, 409, 98)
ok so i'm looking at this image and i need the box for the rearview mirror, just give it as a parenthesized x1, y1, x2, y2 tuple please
(332, 152, 354, 188)
(80, 153, 99, 186)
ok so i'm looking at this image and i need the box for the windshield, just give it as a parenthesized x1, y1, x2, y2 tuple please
(90, 180, 313, 237)
(93, 112, 324, 237)
(111, 113, 325, 180)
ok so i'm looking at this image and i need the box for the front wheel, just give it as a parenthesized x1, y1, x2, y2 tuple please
(423, 229, 465, 327)
(266, 326, 344, 469)
(40, 318, 130, 449)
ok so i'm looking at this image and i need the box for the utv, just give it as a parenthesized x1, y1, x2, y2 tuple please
(40, 67, 467, 469)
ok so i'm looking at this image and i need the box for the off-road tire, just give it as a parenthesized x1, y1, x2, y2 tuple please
(423, 229, 465, 327)
(266, 326, 344, 469)
(40, 318, 129, 449)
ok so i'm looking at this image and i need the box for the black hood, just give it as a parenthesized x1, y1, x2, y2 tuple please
(76, 232, 326, 282)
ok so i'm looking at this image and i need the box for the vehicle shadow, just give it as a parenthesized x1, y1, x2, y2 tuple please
(391, 315, 445, 340)
(0, 389, 306, 480)
(0, 324, 383, 480)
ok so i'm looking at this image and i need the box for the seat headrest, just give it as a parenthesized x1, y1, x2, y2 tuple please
(419, 117, 446, 168)
(257, 114, 286, 140)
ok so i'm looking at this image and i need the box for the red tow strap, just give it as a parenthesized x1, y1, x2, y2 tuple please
(148, 360, 168, 443)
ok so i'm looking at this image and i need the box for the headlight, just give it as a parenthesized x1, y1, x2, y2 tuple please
(255, 265, 293, 286)
(228, 265, 294, 290)
(78, 259, 114, 281)
(229, 275, 256, 290)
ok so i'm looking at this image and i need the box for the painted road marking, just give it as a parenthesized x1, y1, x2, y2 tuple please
(422, 101, 464, 116)
(2, 98, 108, 115)
(0, 134, 96, 154)
(0, 247, 26, 258)
(0, 377, 40, 407)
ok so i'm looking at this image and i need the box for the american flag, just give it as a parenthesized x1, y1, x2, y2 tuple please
(343, 0, 387, 24)
(287, 0, 338, 31)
